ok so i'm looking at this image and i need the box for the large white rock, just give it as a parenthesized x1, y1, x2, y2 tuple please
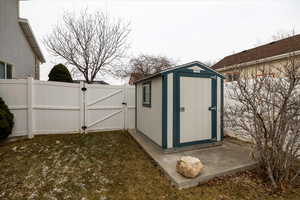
(176, 156, 204, 178)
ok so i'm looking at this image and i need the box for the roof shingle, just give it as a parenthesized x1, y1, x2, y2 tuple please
(211, 34, 300, 70)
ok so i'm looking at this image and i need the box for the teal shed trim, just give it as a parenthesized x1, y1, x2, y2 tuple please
(173, 71, 179, 147)
(172, 71, 218, 147)
(162, 74, 168, 149)
(211, 76, 217, 140)
(135, 61, 225, 84)
(221, 79, 224, 139)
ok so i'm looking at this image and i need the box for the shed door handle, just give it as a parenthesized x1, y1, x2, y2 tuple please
(208, 106, 216, 111)
(180, 107, 185, 112)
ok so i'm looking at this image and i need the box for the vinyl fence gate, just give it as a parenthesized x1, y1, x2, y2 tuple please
(0, 78, 136, 138)
(80, 82, 135, 134)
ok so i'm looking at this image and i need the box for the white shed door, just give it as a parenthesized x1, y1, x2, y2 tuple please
(180, 76, 212, 143)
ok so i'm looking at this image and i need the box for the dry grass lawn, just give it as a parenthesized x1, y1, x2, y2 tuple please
(0, 131, 300, 200)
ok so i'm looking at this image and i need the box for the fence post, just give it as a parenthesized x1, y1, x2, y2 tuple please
(83, 83, 88, 134)
(27, 77, 34, 138)
(79, 81, 84, 134)
(123, 84, 128, 130)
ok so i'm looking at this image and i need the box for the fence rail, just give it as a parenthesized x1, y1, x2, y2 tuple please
(0, 78, 136, 138)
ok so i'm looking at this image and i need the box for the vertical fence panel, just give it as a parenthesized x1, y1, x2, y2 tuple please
(79, 81, 85, 133)
(0, 79, 28, 137)
(27, 77, 34, 138)
(126, 85, 136, 129)
(33, 81, 81, 135)
(123, 84, 128, 129)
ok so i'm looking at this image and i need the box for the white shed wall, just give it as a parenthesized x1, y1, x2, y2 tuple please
(167, 73, 173, 148)
(136, 77, 162, 146)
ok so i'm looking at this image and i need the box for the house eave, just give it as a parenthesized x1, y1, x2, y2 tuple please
(216, 50, 300, 73)
(134, 61, 224, 84)
(18, 18, 45, 63)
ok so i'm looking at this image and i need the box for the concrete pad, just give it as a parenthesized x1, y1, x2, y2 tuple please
(128, 129, 257, 189)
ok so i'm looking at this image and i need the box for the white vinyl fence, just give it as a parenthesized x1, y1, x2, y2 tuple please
(0, 78, 135, 138)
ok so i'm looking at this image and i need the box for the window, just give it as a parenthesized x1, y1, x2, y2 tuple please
(226, 74, 232, 82)
(226, 72, 240, 82)
(0, 62, 5, 79)
(142, 82, 151, 107)
(0, 61, 13, 79)
(233, 73, 240, 81)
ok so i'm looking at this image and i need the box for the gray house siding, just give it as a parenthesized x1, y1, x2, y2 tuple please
(0, 0, 39, 79)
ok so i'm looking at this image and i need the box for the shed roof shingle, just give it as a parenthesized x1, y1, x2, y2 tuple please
(211, 34, 300, 70)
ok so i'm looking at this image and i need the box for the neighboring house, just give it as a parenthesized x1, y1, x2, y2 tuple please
(0, 0, 45, 80)
(211, 34, 300, 81)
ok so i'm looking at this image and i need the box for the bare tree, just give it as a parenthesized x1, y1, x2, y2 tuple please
(120, 54, 175, 79)
(203, 60, 216, 67)
(44, 10, 130, 83)
(271, 29, 295, 41)
(253, 30, 295, 47)
(225, 53, 300, 189)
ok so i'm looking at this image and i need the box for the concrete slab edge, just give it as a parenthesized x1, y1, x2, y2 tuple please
(178, 162, 258, 189)
(128, 129, 258, 190)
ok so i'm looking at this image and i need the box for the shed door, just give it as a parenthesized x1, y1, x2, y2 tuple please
(180, 76, 211, 143)
(174, 72, 217, 147)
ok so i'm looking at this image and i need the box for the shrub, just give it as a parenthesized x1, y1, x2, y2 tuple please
(0, 97, 14, 140)
(226, 55, 300, 189)
(48, 64, 73, 83)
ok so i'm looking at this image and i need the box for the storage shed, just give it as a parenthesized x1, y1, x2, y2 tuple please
(134, 61, 225, 150)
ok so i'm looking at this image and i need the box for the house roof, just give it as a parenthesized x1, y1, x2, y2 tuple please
(134, 61, 224, 84)
(211, 34, 300, 70)
(128, 73, 143, 85)
(18, 18, 45, 63)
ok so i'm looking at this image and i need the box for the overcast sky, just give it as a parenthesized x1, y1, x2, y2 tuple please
(20, 0, 300, 84)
